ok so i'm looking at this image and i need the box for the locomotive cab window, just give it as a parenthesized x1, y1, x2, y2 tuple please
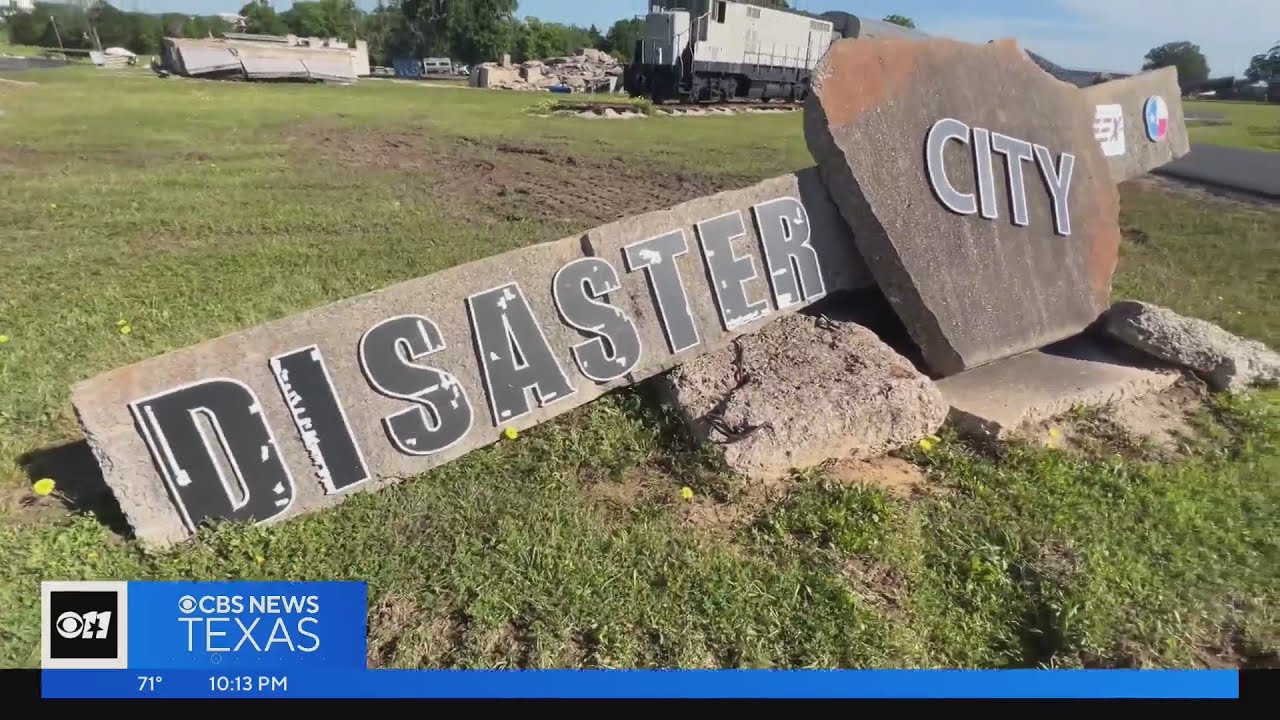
(715, 0, 726, 23)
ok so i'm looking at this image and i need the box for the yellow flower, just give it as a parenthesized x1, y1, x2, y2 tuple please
(503, 427, 519, 440)
(1048, 427, 1063, 439)
(87, 551, 99, 560)
(119, 325, 132, 335)
(0, 334, 8, 344)
(116, 319, 127, 326)
(680, 486, 694, 501)
(254, 555, 265, 565)
(32, 478, 56, 496)
(918, 438, 935, 452)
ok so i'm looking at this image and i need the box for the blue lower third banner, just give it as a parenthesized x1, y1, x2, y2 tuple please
(39, 581, 1240, 699)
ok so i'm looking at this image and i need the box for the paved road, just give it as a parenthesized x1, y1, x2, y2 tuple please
(1155, 144, 1280, 200)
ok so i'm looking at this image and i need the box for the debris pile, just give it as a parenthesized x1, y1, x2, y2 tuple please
(470, 48, 623, 92)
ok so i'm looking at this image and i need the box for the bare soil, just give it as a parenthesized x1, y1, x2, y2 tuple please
(292, 124, 750, 227)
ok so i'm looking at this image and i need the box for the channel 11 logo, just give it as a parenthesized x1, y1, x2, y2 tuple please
(42, 581, 129, 669)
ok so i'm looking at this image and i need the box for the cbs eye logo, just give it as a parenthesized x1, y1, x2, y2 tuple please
(42, 581, 129, 669)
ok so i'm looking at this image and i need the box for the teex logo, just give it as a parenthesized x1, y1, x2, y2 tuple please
(42, 581, 129, 669)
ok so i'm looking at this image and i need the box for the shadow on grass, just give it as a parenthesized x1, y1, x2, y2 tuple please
(17, 439, 133, 539)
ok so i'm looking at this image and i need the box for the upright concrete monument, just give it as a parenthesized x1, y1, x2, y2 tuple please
(71, 35, 1191, 547)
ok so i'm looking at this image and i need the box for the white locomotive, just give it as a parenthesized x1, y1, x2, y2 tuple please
(623, 1, 924, 103)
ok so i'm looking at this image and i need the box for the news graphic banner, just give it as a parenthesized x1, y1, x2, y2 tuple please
(41, 580, 1238, 699)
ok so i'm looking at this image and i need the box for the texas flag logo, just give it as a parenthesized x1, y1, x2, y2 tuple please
(1144, 96, 1169, 142)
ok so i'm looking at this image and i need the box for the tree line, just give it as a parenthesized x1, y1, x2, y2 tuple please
(5, 1, 921, 68)
(2, 0, 647, 66)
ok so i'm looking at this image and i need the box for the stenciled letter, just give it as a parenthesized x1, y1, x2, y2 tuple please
(622, 229, 700, 354)
(552, 257, 643, 383)
(696, 210, 772, 330)
(270, 345, 369, 492)
(925, 118, 978, 215)
(990, 132, 1035, 227)
(129, 378, 296, 533)
(750, 196, 826, 310)
(467, 282, 576, 425)
(1034, 144, 1075, 237)
(359, 315, 474, 456)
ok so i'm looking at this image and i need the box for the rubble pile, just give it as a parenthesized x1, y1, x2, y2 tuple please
(471, 48, 624, 92)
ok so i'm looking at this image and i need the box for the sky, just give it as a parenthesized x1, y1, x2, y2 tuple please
(123, 0, 1278, 78)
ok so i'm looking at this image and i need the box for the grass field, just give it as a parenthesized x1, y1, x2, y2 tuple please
(1184, 99, 1280, 152)
(1, 68, 1277, 670)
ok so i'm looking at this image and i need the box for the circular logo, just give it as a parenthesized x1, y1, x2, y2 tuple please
(55, 611, 85, 639)
(1144, 96, 1169, 142)
(178, 595, 197, 614)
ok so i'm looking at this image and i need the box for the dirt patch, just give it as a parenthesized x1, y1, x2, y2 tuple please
(840, 556, 908, 613)
(825, 455, 929, 499)
(366, 592, 428, 668)
(1017, 380, 1208, 459)
(291, 123, 750, 227)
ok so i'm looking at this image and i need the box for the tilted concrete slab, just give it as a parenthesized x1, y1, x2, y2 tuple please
(1081, 67, 1190, 183)
(936, 334, 1182, 439)
(805, 37, 1123, 377)
(71, 170, 870, 547)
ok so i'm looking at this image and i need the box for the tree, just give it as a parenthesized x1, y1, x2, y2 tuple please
(1244, 41, 1280, 82)
(600, 17, 643, 61)
(239, 1, 288, 36)
(883, 14, 915, 28)
(1142, 41, 1209, 87)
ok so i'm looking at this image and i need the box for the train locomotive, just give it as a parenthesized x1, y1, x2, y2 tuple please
(623, 1, 925, 103)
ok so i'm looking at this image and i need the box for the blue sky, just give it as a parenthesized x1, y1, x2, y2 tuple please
(124, 0, 1277, 78)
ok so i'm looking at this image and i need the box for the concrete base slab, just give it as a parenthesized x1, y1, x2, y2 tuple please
(937, 334, 1182, 440)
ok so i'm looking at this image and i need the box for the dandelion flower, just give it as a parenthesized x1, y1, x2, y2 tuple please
(503, 427, 519, 440)
(680, 486, 694, 501)
(119, 325, 132, 335)
(88, 551, 99, 560)
(116, 319, 127, 327)
(918, 437, 935, 452)
(32, 478, 56, 496)
(0, 335, 9, 344)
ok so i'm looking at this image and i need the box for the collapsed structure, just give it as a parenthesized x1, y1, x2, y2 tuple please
(157, 33, 371, 83)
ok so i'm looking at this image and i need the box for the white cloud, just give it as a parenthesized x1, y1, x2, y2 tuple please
(928, 0, 1279, 77)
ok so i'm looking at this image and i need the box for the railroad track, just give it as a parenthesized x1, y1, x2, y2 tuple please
(548, 98, 801, 117)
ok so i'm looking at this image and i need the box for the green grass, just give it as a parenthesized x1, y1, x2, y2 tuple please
(1185, 99, 1280, 152)
(1, 69, 1277, 669)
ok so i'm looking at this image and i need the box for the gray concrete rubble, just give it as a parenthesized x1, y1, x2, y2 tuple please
(937, 334, 1182, 440)
(654, 310, 948, 480)
(470, 48, 623, 92)
(1097, 301, 1280, 392)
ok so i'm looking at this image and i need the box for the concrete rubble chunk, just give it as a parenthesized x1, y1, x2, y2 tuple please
(805, 36, 1124, 377)
(1080, 66, 1190, 182)
(654, 311, 948, 480)
(937, 334, 1181, 439)
(473, 50, 623, 92)
(1097, 301, 1280, 392)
